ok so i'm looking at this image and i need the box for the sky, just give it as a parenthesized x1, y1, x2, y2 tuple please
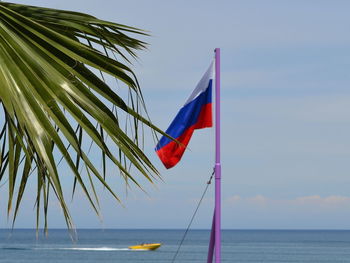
(1, 0, 350, 230)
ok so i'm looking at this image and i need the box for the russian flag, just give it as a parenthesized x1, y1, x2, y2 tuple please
(155, 62, 214, 169)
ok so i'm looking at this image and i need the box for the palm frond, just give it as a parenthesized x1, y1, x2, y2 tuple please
(0, 2, 166, 231)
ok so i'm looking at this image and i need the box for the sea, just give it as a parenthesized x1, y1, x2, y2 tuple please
(1, 229, 350, 262)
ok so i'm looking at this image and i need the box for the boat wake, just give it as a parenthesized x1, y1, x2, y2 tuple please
(60, 247, 130, 251)
(1, 247, 132, 251)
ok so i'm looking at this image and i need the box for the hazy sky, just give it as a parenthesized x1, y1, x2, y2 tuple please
(1, 0, 350, 230)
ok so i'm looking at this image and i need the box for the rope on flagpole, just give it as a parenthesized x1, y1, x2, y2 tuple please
(171, 169, 215, 263)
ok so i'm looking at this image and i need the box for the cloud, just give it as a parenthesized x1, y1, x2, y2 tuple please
(227, 195, 241, 204)
(293, 195, 350, 206)
(247, 195, 269, 205)
(225, 195, 350, 207)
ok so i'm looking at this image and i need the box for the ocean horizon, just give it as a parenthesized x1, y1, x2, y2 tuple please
(1, 229, 350, 262)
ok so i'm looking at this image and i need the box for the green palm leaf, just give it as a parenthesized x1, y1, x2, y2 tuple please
(0, 2, 166, 231)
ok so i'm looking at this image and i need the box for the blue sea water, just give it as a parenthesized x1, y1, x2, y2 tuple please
(1, 229, 350, 262)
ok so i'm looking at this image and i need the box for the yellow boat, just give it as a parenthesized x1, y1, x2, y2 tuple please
(128, 243, 161, 251)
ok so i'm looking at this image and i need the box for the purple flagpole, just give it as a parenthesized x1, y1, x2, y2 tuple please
(214, 48, 221, 263)
(206, 48, 221, 263)
(207, 212, 215, 262)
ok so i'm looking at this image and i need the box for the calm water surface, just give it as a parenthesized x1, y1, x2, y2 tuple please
(1, 229, 350, 262)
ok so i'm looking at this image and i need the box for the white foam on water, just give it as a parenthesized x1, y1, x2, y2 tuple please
(2, 246, 146, 252)
(59, 247, 130, 251)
